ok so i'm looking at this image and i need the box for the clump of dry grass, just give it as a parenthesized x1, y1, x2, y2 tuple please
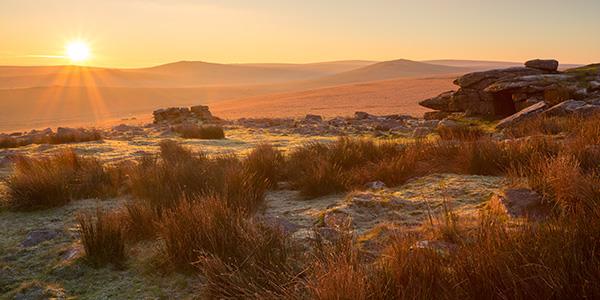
(122, 201, 158, 241)
(437, 123, 486, 141)
(243, 143, 284, 189)
(173, 123, 225, 139)
(4, 149, 118, 211)
(127, 140, 267, 214)
(158, 196, 300, 298)
(77, 209, 126, 268)
(286, 138, 412, 198)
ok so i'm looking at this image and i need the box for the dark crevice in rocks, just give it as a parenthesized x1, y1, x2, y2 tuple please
(492, 91, 517, 117)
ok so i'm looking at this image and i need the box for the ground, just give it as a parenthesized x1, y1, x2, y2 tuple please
(0, 120, 511, 298)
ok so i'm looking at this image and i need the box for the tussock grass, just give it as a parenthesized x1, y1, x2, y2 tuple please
(243, 143, 284, 189)
(77, 209, 126, 268)
(437, 123, 487, 141)
(4, 149, 118, 210)
(127, 140, 267, 215)
(173, 123, 225, 139)
(158, 196, 301, 298)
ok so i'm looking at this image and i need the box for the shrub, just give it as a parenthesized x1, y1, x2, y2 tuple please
(437, 124, 486, 141)
(77, 209, 126, 268)
(174, 123, 225, 139)
(50, 128, 103, 144)
(522, 154, 600, 214)
(128, 140, 267, 214)
(159, 197, 300, 298)
(5, 150, 117, 210)
(122, 201, 158, 241)
(296, 160, 347, 198)
(243, 143, 284, 189)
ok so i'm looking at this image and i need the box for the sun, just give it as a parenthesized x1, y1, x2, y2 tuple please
(66, 41, 90, 63)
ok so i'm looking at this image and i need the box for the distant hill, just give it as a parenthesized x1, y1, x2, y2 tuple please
(300, 59, 468, 87)
(0, 60, 379, 89)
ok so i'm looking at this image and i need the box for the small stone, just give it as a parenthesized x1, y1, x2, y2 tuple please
(21, 229, 60, 247)
(365, 181, 386, 190)
(304, 114, 323, 123)
(323, 210, 352, 228)
(354, 111, 373, 120)
(411, 240, 458, 256)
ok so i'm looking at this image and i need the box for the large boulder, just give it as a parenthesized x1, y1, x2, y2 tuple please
(419, 91, 454, 111)
(496, 101, 547, 129)
(190, 105, 214, 121)
(419, 60, 600, 119)
(525, 59, 559, 72)
(153, 105, 217, 124)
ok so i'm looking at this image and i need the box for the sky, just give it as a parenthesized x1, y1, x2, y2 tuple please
(1, 0, 599, 67)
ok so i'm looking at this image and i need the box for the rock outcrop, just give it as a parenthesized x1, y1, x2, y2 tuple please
(420, 60, 600, 122)
(153, 105, 217, 125)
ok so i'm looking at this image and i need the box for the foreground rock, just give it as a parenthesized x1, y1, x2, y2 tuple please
(420, 60, 600, 120)
(490, 188, 547, 220)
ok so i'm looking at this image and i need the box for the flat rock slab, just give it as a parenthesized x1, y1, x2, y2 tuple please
(496, 101, 547, 129)
(21, 229, 61, 247)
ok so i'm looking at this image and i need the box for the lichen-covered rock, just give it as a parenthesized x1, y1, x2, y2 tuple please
(304, 114, 323, 123)
(496, 101, 547, 129)
(525, 59, 559, 71)
(419, 60, 600, 119)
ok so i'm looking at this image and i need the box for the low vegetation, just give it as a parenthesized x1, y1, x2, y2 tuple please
(4, 149, 119, 210)
(0, 128, 102, 149)
(77, 209, 126, 268)
(3, 112, 600, 298)
(173, 123, 225, 139)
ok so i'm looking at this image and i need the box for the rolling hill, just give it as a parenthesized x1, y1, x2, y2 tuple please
(0, 58, 533, 132)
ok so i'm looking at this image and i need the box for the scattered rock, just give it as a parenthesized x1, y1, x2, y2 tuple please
(260, 216, 302, 234)
(365, 181, 386, 190)
(543, 100, 587, 117)
(490, 188, 547, 219)
(525, 59, 559, 72)
(323, 210, 352, 228)
(412, 127, 431, 138)
(21, 230, 61, 247)
(304, 114, 323, 123)
(354, 111, 373, 120)
(436, 118, 460, 131)
(423, 111, 451, 120)
(411, 240, 458, 256)
(496, 101, 547, 129)
(13, 281, 66, 300)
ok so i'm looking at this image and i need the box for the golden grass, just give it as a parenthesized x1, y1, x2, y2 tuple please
(173, 123, 225, 139)
(77, 209, 126, 268)
(4, 149, 119, 210)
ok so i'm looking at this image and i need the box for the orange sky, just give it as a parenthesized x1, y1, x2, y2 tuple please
(1, 0, 599, 67)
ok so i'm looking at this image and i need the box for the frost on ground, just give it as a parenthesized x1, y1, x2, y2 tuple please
(263, 173, 505, 244)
